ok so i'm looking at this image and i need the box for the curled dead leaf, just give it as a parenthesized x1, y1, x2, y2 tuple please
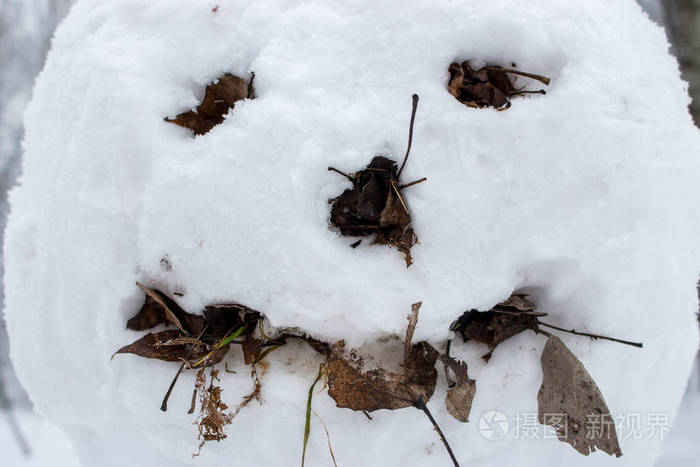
(537, 335, 622, 457)
(165, 73, 254, 136)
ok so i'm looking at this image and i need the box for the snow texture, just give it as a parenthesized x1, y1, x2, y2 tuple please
(0, 0, 73, 409)
(656, 358, 700, 467)
(0, 411, 79, 467)
(4, 0, 699, 465)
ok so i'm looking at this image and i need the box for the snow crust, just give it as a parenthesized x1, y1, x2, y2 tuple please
(4, 0, 699, 465)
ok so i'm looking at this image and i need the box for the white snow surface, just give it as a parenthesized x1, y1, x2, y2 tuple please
(4, 0, 700, 465)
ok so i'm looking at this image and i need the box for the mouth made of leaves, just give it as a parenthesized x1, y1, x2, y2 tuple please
(448, 61, 550, 110)
(115, 284, 641, 464)
(165, 72, 255, 136)
(328, 95, 427, 267)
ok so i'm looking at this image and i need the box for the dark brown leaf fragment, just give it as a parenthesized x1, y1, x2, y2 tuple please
(242, 335, 262, 365)
(129, 283, 205, 336)
(448, 61, 549, 110)
(165, 73, 253, 136)
(537, 335, 622, 457)
(203, 304, 260, 341)
(126, 293, 166, 331)
(450, 294, 541, 361)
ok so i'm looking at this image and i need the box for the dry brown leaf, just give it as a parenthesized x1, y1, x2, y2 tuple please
(114, 330, 228, 367)
(165, 73, 253, 136)
(327, 300, 438, 412)
(537, 335, 622, 457)
(326, 355, 411, 411)
(440, 355, 476, 423)
(326, 341, 438, 412)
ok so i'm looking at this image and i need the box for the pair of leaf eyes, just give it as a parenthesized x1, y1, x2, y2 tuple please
(165, 64, 551, 136)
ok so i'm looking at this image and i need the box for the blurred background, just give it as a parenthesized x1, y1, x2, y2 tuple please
(0, 0, 697, 465)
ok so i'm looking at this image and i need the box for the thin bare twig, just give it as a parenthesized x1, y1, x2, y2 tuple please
(482, 66, 551, 85)
(328, 167, 355, 182)
(414, 396, 460, 467)
(397, 94, 419, 179)
(399, 177, 427, 189)
(538, 322, 642, 348)
(403, 302, 421, 381)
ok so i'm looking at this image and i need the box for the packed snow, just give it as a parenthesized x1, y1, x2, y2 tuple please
(4, 0, 699, 465)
